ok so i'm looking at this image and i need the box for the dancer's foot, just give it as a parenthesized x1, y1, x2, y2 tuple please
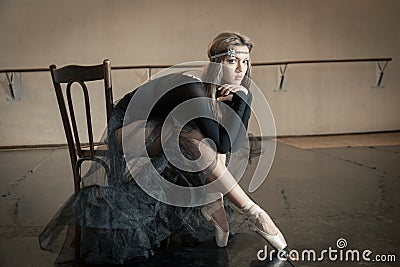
(239, 202, 287, 251)
(201, 197, 229, 247)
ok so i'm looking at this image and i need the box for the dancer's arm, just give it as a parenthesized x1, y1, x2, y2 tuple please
(174, 82, 251, 154)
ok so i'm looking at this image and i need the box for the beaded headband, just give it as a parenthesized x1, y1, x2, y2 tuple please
(210, 48, 249, 59)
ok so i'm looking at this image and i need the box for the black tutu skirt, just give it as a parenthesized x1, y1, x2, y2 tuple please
(39, 104, 254, 264)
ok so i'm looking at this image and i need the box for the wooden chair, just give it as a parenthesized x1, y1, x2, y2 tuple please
(50, 59, 113, 193)
(50, 59, 114, 260)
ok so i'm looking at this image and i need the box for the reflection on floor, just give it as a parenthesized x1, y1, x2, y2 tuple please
(0, 133, 399, 266)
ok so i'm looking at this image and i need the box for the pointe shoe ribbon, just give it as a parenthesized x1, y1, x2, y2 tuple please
(201, 194, 229, 247)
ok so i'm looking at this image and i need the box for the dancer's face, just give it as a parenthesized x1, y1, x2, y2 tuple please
(222, 45, 249, 85)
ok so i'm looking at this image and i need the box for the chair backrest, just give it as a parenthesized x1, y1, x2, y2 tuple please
(50, 59, 113, 192)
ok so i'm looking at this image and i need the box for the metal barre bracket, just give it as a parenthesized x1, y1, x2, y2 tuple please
(274, 64, 288, 92)
(2, 72, 21, 101)
(373, 61, 389, 88)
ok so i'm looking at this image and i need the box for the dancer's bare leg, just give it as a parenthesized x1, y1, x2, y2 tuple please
(204, 155, 290, 252)
(116, 120, 163, 157)
(203, 153, 230, 233)
(205, 155, 279, 236)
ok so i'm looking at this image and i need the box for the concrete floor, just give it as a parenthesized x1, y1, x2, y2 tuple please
(0, 134, 399, 266)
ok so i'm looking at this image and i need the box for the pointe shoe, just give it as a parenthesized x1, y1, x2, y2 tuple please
(239, 203, 287, 251)
(201, 198, 229, 247)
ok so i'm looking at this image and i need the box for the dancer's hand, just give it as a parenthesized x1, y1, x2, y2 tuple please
(216, 84, 248, 102)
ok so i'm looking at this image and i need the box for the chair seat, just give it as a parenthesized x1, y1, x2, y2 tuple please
(80, 143, 109, 157)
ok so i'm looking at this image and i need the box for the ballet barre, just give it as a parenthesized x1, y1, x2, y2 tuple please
(0, 57, 392, 100)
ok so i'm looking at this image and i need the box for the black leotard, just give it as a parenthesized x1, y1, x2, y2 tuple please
(114, 73, 252, 154)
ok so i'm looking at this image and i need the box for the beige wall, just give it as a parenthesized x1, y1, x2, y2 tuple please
(0, 0, 399, 146)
